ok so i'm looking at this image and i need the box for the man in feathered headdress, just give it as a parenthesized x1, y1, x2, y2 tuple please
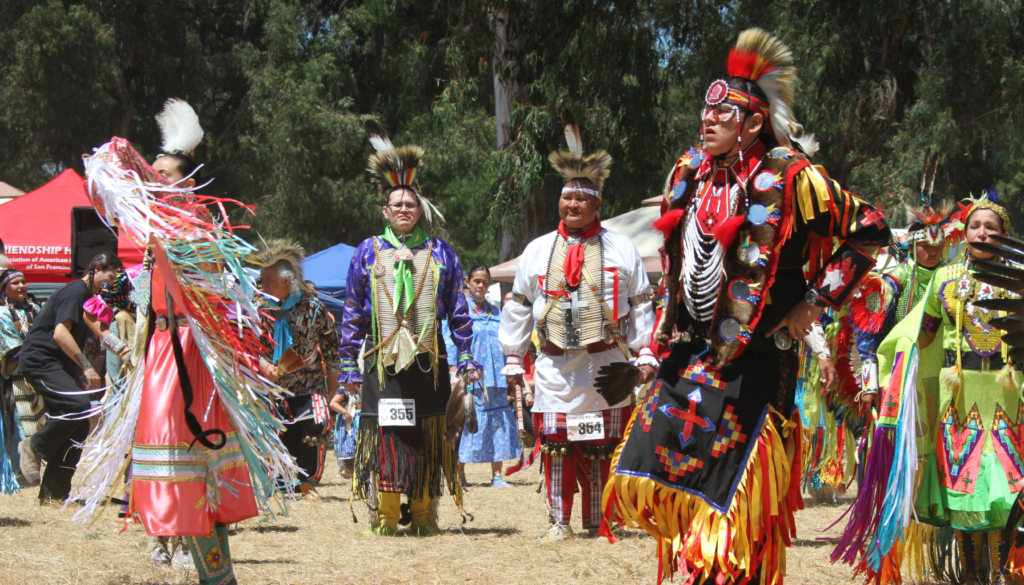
(602, 29, 890, 582)
(338, 122, 479, 536)
(499, 109, 657, 543)
(250, 239, 341, 500)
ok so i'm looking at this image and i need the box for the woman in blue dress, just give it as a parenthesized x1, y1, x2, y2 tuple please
(444, 266, 521, 487)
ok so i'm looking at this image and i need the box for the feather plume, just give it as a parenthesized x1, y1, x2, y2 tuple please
(905, 201, 954, 230)
(417, 194, 446, 226)
(941, 365, 961, 391)
(445, 377, 468, 444)
(998, 363, 1017, 390)
(364, 120, 396, 154)
(362, 121, 445, 227)
(919, 149, 932, 195)
(548, 150, 613, 192)
(366, 145, 424, 196)
(277, 347, 305, 374)
(561, 109, 584, 157)
(594, 362, 642, 407)
(155, 98, 204, 156)
(248, 238, 313, 293)
(787, 122, 819, 158)
(927, 155, 939, 199)
(728, 28, 798, 148)
(548, 107, 612, 195)
(848, 274, 892, 334)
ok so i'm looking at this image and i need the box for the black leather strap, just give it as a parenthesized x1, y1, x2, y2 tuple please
(944, 349, 1019, 371)
(167, 289, 226, 451)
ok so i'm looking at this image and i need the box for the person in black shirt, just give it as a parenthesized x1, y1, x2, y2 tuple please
(18, 252, 122, 501)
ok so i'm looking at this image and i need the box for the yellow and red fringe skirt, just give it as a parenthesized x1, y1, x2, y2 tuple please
(600, 344, 804, 584)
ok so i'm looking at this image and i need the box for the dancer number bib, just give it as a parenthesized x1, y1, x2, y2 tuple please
(567, 412, 605, 441)
(378, 399, 415, 426)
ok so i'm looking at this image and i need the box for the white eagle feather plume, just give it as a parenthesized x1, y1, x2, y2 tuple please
(155, 98, 204, 156)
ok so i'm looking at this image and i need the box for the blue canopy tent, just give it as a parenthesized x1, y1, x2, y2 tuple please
(302, 243, 356, 321)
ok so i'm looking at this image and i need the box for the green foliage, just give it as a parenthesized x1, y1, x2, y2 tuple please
(769, 0, 1024, 230)
(1, 0, 1023, 269)
(482, 0, 669, 257)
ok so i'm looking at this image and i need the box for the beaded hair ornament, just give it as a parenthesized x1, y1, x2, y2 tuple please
(964, 189, 1010, 232)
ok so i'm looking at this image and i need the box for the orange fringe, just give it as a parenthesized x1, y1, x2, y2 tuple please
(601, 406, 804, 584)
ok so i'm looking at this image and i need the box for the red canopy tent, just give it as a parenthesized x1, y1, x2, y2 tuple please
(0, 169, 144, 283)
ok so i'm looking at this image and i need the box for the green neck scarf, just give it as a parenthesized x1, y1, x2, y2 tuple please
(381, 224, 429, 314)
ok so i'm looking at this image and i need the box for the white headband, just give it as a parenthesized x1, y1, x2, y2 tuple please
(561, 186, 601, 198)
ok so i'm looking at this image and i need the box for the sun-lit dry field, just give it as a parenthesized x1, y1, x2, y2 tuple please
(0, 457, 867, 585)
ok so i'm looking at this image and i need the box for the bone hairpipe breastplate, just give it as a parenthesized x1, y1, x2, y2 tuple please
(681, 182, 739, 323)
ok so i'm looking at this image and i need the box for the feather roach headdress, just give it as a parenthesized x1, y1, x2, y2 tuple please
(905, 202, 955, 245)
(903, 149, 956, 247)
(548, 109, 613, 198)
(364, 120, 444, 227)
(248, 238, 314, 293)
(155, 98, 204, 158)
(704, 28, 817, 156)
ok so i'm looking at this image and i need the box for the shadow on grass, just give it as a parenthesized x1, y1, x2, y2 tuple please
(452, 526, 521, 536)
(0, 517, 30, 527)
(801, 493, 856, 507)
(607, 529, 654, 540)
(250, 525, 300, 533)
(316, 495, 351, 503)
(792, 538, 838, 548)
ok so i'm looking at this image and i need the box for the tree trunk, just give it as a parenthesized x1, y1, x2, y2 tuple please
(496, 180, 553, 264)
(491, 7, 517, 151)
(491, 6, 551, 275)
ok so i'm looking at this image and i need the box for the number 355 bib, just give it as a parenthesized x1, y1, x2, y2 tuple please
(378, 399, 416, 426)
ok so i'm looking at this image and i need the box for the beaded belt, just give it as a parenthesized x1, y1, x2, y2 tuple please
(944, 350, 1020, 371)
(543, 340, 617, 356)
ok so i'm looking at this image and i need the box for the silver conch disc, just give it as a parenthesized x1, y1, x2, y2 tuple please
(718, 318, 740, 342)
(774, 331, 794, 350)
(729, 280, 751, 302)
(746, 203, 769, 226)
(737, 244, 760, 266)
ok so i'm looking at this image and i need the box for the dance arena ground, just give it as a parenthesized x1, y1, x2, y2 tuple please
(0, 460, 902, 584)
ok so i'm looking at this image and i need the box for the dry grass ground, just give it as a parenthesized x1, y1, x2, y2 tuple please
(0, 459, 866, 585)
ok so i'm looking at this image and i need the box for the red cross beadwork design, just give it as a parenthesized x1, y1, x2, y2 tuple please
(711, 405, 748, 458)
(655, 445, 704, 482)
(659, 389, 716, 448)
(860, 206, 887, 230)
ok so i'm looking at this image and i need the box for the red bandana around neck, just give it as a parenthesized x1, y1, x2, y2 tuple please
(557, 219, 603, 288)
